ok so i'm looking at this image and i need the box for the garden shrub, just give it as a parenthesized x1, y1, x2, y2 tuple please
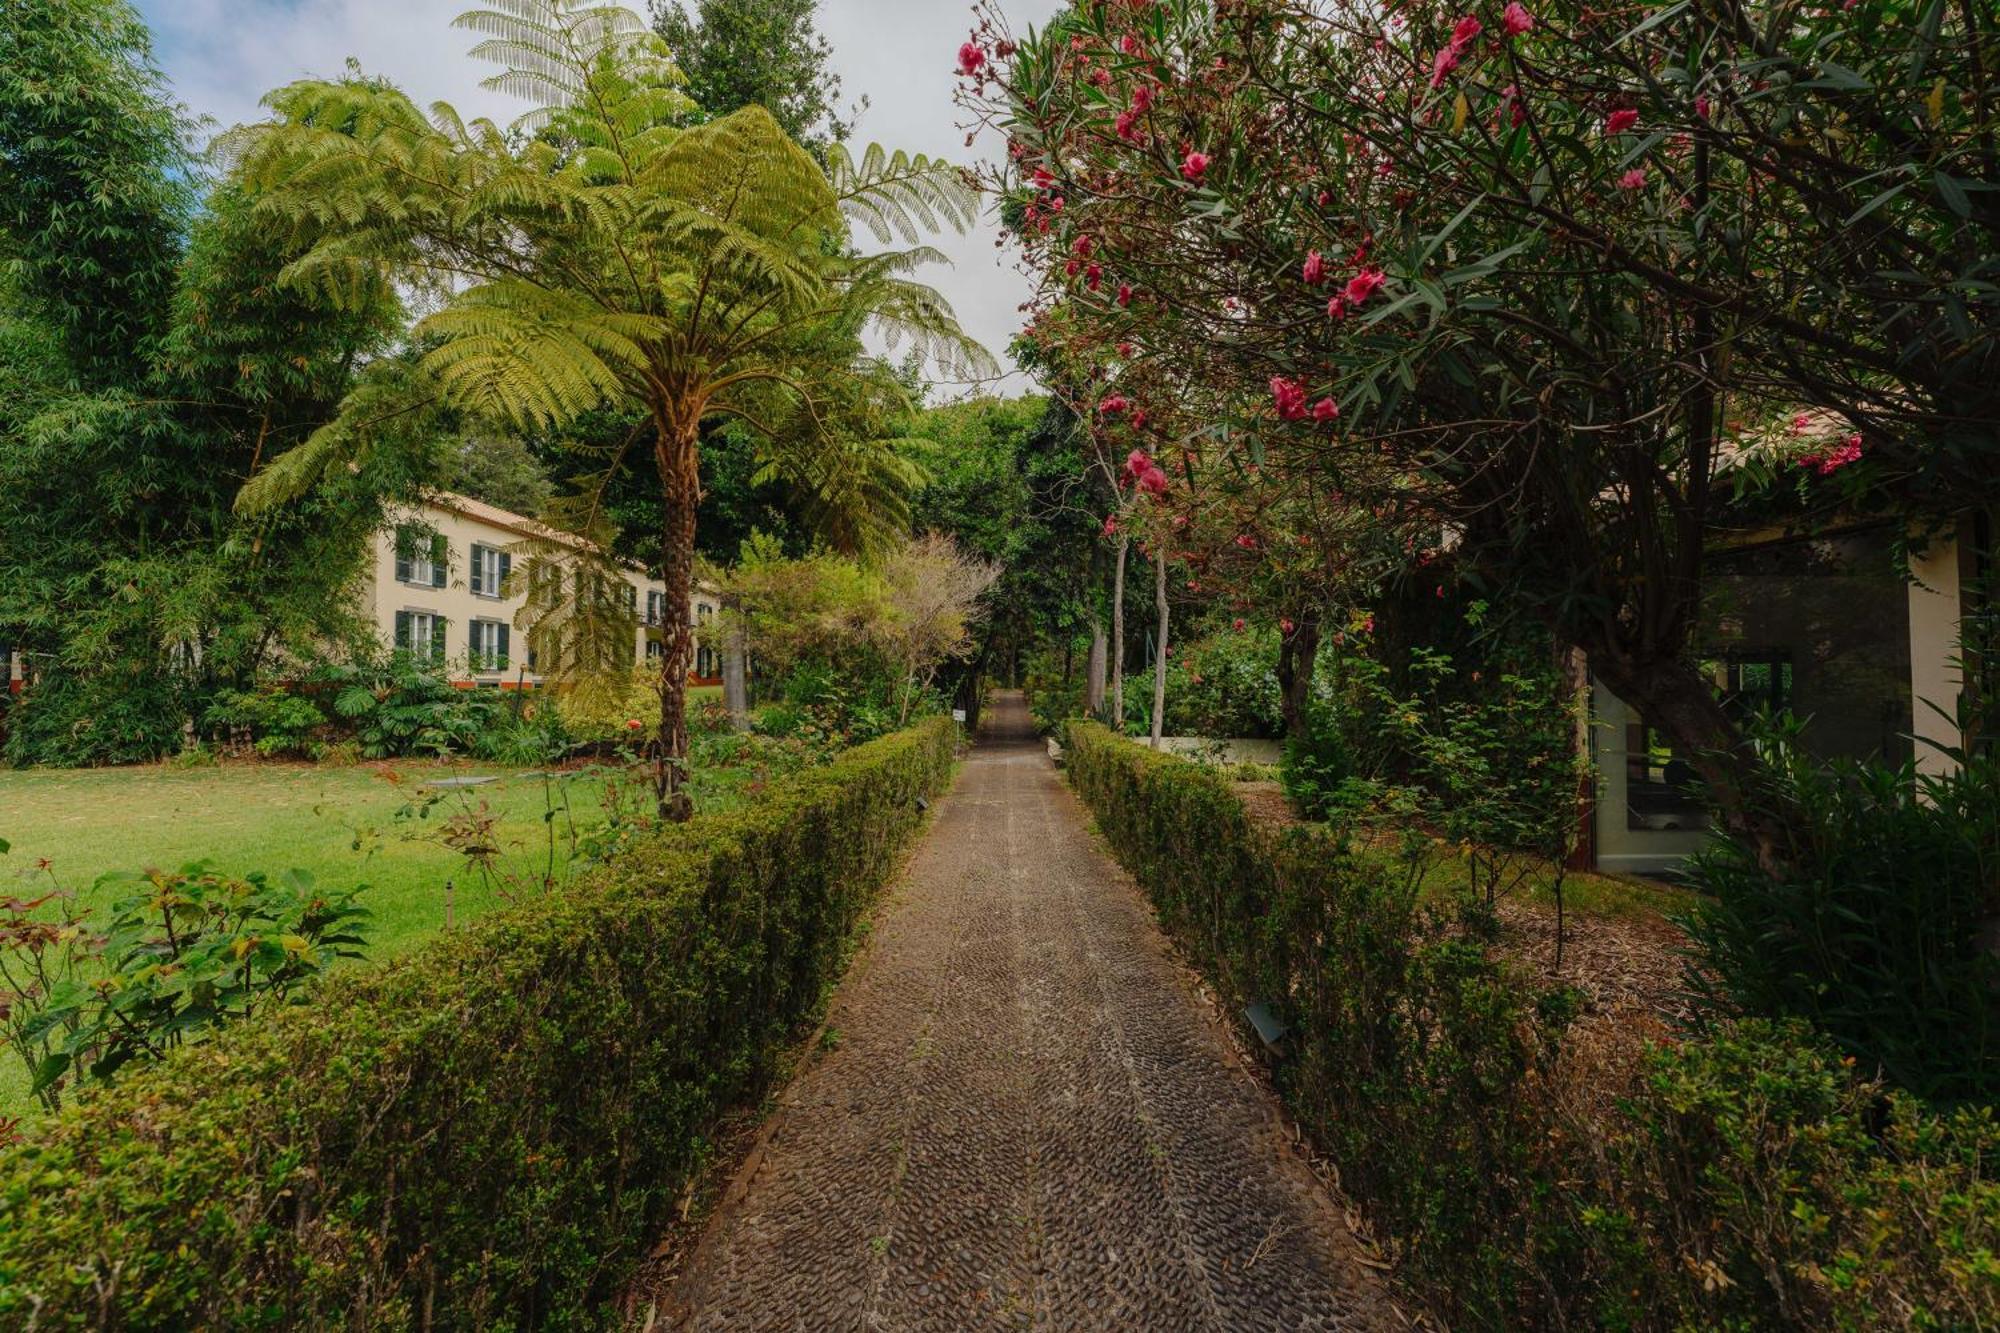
(4, 670, 192, 768)
(1160, 627, 1284, 738)
(0, 715, 959, 1328)
(203, 686, 329, 758)
(1682, 731, 2000, 1104)
(1063, 720, 2000, 1328)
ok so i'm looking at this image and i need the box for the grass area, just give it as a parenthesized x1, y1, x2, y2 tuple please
(0, 726, 763, 1120)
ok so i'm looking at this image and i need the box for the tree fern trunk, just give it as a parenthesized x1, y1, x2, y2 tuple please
(654, 412, 701, 822)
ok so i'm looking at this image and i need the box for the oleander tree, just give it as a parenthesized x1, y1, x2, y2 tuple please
(967, 0, 1998, 871)
(234, 0, 992, 817)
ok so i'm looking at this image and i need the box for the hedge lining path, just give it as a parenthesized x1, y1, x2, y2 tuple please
(666, 692, 1395, 1330)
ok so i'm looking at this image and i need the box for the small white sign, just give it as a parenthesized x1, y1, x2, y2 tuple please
(951, 708, 967, 723)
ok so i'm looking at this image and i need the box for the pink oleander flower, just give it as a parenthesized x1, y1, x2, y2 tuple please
(1430, 44, 1462, 87)
(1120, 34, 1143, 54)
(1302, 250, 1327, 285)
(1270, 375, 1309, 420)
(1117, 340, 1135, 357)
(1790, 412, 1813, 434)
(1086, 263, 1103, 290)
(1235, 533, 1258, 550)
(1800, 433, 1864, 475)
(1132, 83, 1155, 113)
(1450, 14, 1483, 44)
(1100, 394, 1130, 415)
(1312, 397, 1340, 422)
(1125, 447, 1151, 475)
(1116, 109, 1141, 140)
(1117, 283, 1134, 308)
(1618, 166, 1647, 190)
(1233, 618, 1247, 632)
(1032, 166, 1056, 190)
(1501, 2, 1533, 37)
(958, 41, 985, 76)
(1325, 294, 1346, 319)
(1343, 267, 1387, 305)
(1695, 94, 1712, 120)
(1606, 108, 1639, 135)
(1137, 466, 1169, 497)
(1073, 234, 1094, 258)
(1103, 514, 1120, 537)
(1181, 149, 1210, 181)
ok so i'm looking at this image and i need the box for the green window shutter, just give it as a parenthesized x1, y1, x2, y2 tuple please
(395, 610, 411, 650)
(497, 623, 510, 671)
(498, 551, 512, 595)
(469, 545, 486, 596)
(394, 528, 413, 584)
(432, 616, 448, 661)
(431, 534, 448, 589)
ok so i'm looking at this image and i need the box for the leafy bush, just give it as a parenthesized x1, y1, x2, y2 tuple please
(4, 670, 192, 768)
(0, 860, 369, 1112)
(202, 686, 329, 757)
(1161, 628, 1284, 738)
(1683, 731, 2000, 1103)
(1280, 696, 1365, 820)
(316, 656, 502, 758)
(1063, 721, 1999, 1328)
(0, 716, 958, 1327)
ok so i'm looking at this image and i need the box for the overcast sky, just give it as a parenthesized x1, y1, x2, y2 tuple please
(132, 0, 1063, 396)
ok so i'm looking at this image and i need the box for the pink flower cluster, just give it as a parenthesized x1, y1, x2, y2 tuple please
(1799, 433, 1863, 476)
(1125, 448, 1170, 497)
(1430, 15, 1483, 88)
(1271, 376, 1309, 420)
(957, 41, 985, 76)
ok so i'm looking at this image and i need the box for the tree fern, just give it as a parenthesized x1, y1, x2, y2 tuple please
(234, 0, 991, 818)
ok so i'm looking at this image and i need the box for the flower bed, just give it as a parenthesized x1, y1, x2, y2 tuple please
(1062, 720, 1999, 1329)
(0, 716, 957, 1327)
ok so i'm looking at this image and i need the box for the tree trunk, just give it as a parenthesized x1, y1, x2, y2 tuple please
(1085, 616, 1108, 717)
(1587, 650, 1795, 877)
(1276, 611, 1320, 741)
(1150, 533, 1168, 750)
(722, 627, 749, 729)
(653, 413, 701, 821)
(1111, 533, 1129, 730)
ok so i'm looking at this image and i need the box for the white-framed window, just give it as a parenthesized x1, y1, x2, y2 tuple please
(644, 638, 663, 663)
(469, 543, 511, 599)
(645, 589, 666, 626)
(469, 618, 511, 673)
(395, 525, 448, 589)
(394, 610, 446, 663)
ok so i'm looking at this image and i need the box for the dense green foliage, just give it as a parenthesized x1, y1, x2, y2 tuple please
(0, 716, 957, 1326)
(1684, 733, 2000, 1103)
(1063, 722, 1999, 1328)
(0, 1, 426, 765)
(653, 0, 853, 152)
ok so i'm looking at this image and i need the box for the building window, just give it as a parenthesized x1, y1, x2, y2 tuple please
(469, 543, 511, 599)
(645, 638, 663, 664)
(395, 610, 446, 663)
(395, 525, 448, 589)
(645, 589, 665, 626)
(469, 619, 511, 673)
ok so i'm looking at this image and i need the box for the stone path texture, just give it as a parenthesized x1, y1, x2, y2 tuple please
(665, 692, 1396, 1331)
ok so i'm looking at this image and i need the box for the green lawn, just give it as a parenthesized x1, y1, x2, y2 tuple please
(0, 748, 764, 1119)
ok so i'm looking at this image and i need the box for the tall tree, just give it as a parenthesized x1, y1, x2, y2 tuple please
(653, 0, 855, 152)
(236, 1, 989, 817)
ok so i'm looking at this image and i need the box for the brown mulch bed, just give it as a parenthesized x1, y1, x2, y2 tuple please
(1230, 779, 1700, 1118)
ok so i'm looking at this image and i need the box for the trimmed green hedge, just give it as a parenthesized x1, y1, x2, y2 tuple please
(0, 716, 958, 1328)
(1063, 720, 2000, 1329)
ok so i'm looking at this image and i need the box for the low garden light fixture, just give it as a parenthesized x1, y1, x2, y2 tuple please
(1244, 1001, 1289, 1049)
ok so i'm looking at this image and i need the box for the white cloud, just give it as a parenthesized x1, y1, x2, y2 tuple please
(136, 0, 1062, 396)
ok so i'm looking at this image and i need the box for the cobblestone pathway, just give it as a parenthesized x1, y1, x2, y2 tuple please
(666, 693, 1395, 1331)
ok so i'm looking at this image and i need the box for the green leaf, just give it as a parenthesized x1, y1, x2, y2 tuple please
(1935, 172, 1971, 218)
(30, 1052, 71, 1096)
